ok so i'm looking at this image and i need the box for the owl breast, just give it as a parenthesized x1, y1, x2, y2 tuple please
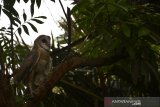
(31, 55, 52, 89)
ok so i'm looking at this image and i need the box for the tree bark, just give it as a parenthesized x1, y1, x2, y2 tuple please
(22, 51, 126, 107)
(0, 73, 16, 107)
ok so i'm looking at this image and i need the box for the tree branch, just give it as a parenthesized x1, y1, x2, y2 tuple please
(67, 7, 71, 53)
(22, 51, 127, 107)
(0, 73, 16, 107)
(59, 0, 67, 19)
(10, 15, 15, 74)
(52, 32, 93, 54)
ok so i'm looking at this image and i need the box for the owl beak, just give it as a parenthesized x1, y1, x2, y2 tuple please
(47, 43, 51, 49)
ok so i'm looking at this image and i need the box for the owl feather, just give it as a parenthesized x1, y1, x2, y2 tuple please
(13, 35, 52, 95)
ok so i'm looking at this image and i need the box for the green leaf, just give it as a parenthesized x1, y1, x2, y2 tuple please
(110, 3, 128, 12)
(138, 27, 150, 36)
(4, 4, 19, 17)
(2, 8, 18, 26)
(23, 10, 27, 21)
(18, 28, 21, 35)
(31, 4, 34, 16)
(93, 5, 105, 21)
(30, 0, 35, 16)
(31, 19, 44, 24)
(122, 24, 130, 37)
(11, 7, 19, 17)
(13, 21, 18, 27)
(24, 0, 29, 3)
(2, 9, 12, 20)
(27, 22, 38, 32)
(22, 25, 29, 35)
(36, 0, 41, 8)
(4, 0, 16, 6)
(34, 16, 47, 19)
(1, 27, 6, 30)
(13, 17, 21, 24)
(0, 28, 5, 31)
(51, 0, 55, 2)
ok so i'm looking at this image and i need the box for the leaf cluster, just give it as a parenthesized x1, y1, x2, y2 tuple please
(56, 0, 160, 102)
(0, 0, 160, 107)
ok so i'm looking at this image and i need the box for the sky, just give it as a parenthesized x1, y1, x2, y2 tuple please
(0, 0, 74, 45)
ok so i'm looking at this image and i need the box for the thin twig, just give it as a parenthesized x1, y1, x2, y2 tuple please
(52, 31, 94, 54)
(67, 7, 71, 52)
(59, 0, 67, 19)
(10, 16, 15, 74)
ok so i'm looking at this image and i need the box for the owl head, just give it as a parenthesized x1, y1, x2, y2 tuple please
(33, 35, 51, 51)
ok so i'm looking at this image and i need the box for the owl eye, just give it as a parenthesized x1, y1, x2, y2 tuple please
(42, 39, 47, 43)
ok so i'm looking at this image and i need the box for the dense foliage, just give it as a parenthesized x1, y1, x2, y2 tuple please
(0, 0, 160, 107)
(70, 0, 160, 95)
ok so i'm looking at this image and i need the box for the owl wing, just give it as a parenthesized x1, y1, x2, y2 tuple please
(14, 50, 40, 84)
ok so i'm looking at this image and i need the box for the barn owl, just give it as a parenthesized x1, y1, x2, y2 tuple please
(14, 35, 52, 95)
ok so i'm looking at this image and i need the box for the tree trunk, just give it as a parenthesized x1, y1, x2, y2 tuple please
(0, 73, 16, 107)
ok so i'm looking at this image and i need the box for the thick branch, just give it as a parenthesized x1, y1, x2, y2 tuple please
(22, 52, 126, 107)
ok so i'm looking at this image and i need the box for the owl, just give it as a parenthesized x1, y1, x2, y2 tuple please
(14, 35, 52, 95)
